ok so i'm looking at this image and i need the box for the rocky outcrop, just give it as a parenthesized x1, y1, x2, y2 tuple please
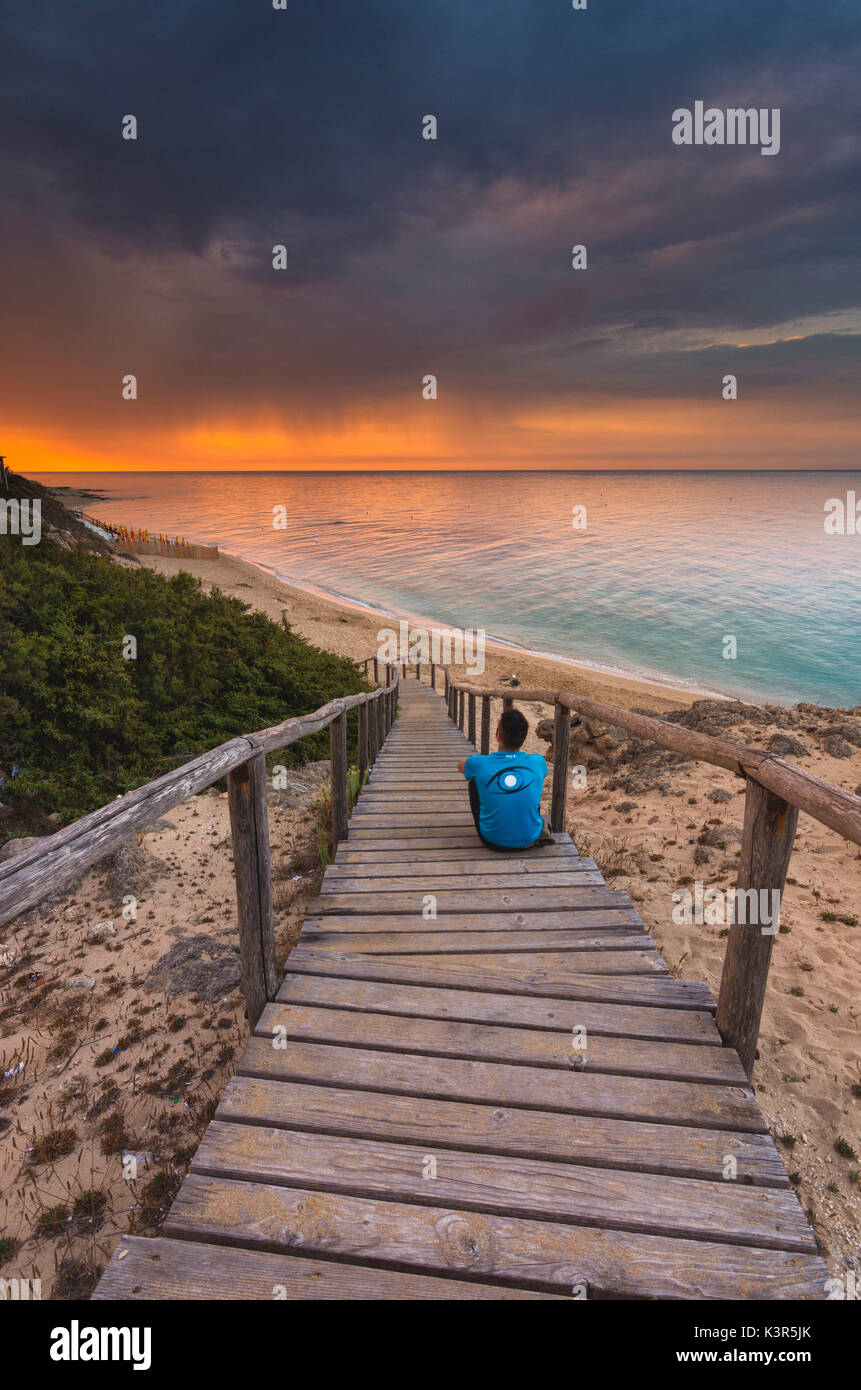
(536, 714, 626, 768)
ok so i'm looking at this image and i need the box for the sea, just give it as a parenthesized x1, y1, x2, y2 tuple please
(33, 469, 861, 709)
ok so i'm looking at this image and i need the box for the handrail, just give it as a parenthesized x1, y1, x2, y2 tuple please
(438, 678, 861, 845)
(0, 662, 400, 1024)
(438, 665, 861, 1076)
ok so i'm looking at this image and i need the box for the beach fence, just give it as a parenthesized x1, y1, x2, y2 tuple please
(75, 511, 219, 560)
(437, 663, 861, 1079)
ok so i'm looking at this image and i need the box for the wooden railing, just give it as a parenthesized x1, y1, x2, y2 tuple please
(437, 666, 861, 1078)
(0, 662, 400, 1026)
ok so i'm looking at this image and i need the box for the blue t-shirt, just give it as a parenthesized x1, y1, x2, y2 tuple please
(463, 750, 548, 848)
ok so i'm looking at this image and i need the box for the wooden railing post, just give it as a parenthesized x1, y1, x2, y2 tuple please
(550, 699, 571, 833)
(430, 662, 436, 690)
(503, 697, 514, 712)
(329, 705, 349, 847)
(358, 701, 369, 781)
(227, 749, 279, 1028)
(368, 693, 379, 765)
(457, 690, 465, 732)
(375, 691, 384, 755)
(481, 695, 491, 754)
(467, 692, 476, 747)
(716, 777, 799, 1078)
(373, 657, 379, 684)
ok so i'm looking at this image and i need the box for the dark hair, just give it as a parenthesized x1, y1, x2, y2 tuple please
(499, 708, 528, 749)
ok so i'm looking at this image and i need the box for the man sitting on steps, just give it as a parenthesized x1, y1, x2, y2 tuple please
(458, 707, 554, 852)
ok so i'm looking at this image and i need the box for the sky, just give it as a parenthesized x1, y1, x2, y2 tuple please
(1, 0, 860, 472)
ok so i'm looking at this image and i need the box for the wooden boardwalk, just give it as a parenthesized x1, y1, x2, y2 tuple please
(95, 679, 827, 1300)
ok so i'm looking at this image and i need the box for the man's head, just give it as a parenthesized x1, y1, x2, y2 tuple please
(496, 709, 528, 750)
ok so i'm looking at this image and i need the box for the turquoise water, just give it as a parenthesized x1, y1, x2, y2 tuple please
(34, 470, 861, 707)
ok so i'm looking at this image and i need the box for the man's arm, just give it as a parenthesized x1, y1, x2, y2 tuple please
(458, 757, 468, 774)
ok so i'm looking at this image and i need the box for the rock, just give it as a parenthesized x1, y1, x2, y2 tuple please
(67, 975, 95, 990)
(0, 835, 42, 863)
(666, 699, 771, 735)
(768, 733, 809, 759)
(145, 933, 241, 1002)
(823, 734, 853, 759)
(86, 921, 116, 944)
(63, 905, 85, 922)
(100, 836, 167, 904)
(699, 824, 743, 849)
(595, 734, 621, 753)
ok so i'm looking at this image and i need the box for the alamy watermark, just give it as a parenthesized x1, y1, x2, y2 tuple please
(672, 881, 782, 932)
(672, 102, 780, 156)
(0, 497, 41, 544)
(824, 492, 861, 535)
(377, 620, 485, 676)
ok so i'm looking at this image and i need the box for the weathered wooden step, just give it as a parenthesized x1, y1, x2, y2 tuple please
(189, 1123, 814, 1252)
(278, 971, 720, 1043)
(255, 1002, 746, 1084)
(93, 1235, 555, 1300)
(287, 945, 715, 1008)
(303, 905, 641, 932)
(163, 1174, 825, 1298)
(237, 1036, 761, 1131)
(215, 1075, 785, 1184)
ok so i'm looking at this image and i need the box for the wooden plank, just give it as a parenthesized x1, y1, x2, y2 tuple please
(302, 929, 654, 955)
(319, 871, 604, 894)
(237, 1036, 762, 1131)
(255, 1002, 746, 1083)
(215, 1074, 784, 1183)
(287, 945, 715, 1008)
(550, 700, 571, 833)
(311, 885, 609, 913)
(325, 857, 594, 878)
(277, 971, 721, 1044)
(306, 905, 639, 931)
(357, 701, 369, 780)
(329, 707, 349, 847)
(92, 1235, 554, 1301)
(226, 752, 278, 1028)
(299, 938, 664, 974)
(356, 800, 472, 812)
(164, 1174, 824, 1298)
(191, 1123, 814, 1251)
(717, 777, 799, 1078)
(334, 845, 581, 862)
(342, 829, 509, 844)
(348, 814, 475, 826)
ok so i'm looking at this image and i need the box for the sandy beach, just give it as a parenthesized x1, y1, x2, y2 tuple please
(135, 546, 708, 713)
(3, 530, 858, 1294)
(136, 546, 861, 1275)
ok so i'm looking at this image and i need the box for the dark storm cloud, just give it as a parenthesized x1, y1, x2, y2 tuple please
(1, 0, 860, 425)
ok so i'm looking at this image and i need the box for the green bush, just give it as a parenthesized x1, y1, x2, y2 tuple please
(0, 536, 366, 830)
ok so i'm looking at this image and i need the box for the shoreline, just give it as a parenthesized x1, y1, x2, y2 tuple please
(131, 545, 714, 716)
(48, 484, 812, 710)
(232, 548, 732, 704)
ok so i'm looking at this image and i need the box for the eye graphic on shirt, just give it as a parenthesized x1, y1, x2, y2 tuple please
(487, 765, 534, 795)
